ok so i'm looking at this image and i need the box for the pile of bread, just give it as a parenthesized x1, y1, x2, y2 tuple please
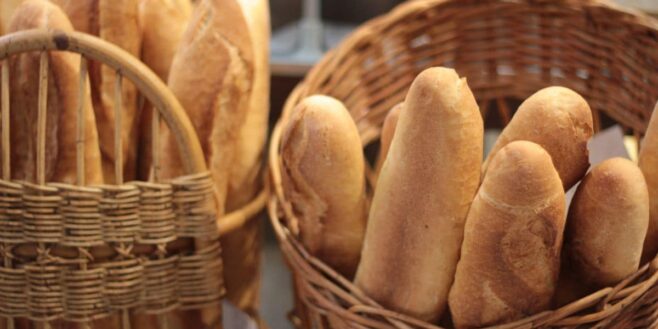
(0, 0, 269, 324)
(280, 67, 658, 328)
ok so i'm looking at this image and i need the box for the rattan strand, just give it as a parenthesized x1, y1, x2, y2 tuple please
(269, 0, 658, 328)
(0, 173, 223, 322)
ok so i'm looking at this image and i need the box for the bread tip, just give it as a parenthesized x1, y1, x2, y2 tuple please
(304, 94, 345, 109)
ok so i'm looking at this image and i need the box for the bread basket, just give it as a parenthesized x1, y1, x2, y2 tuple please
(268, 0, 658, 328)
(0, 29, 264, 328)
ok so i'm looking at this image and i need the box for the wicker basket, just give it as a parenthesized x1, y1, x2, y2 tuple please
(0, 29, 265, 329)
(268, 0, 658, 328)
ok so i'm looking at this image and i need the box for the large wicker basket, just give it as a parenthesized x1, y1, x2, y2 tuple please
(0, 29, 265, 329)
(268, 0, 658, 328)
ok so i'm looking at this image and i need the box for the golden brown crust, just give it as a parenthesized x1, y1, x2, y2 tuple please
(640, 103, 658, 263)
(160, 0, 254, 213)
(0, 0, 24, 35)
(355, 67, 483, 322)
(483, 86, 593, 190)
(158, 2, 255, 323)
(225, 0, 270, 211)
(281, 95, 368, 278)
(374, 102, 402, 179)
(135, 0, 192, 180)
(6, 0, 103, 185)
(52, 0, 142, 183)
(221, 0, 269, 317)
(565, 157, 649, 287)
(448, 141, 566, 329)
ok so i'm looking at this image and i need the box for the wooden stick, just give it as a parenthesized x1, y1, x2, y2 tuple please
(76, 57, 88, 186)
(1, 56, 14, 329)
(36, 49, 52, 329)
(37, 52, 48, 186)
(1, 60, 9, 180)
(152, 108, 160, 182)
(114, 72, 123, 185)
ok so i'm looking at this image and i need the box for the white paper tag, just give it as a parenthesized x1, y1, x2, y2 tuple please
(565, 125, 631, 208)
(223, 300, 258, 329)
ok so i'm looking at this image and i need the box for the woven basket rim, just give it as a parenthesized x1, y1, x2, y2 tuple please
(268, 0, 658, 328)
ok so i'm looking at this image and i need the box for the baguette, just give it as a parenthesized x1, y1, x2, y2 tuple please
(641, 103, 658, 263)
(355, 67, 483, 322)
(159, 1, 255, 326)
(281, 95, 368, 278)
(6, 0, 103, 185)
(51, 0, 142, 183)
(222, 0, 270, 317)
(136, 0, 193, 180)
(374, 102, 402, 179)
(483, 86, 593, 190)
(448, 141, 566, 328)
(565, 157, 649, 287)
(160, 0, 254, 212)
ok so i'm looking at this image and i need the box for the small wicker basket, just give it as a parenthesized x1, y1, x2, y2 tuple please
(0, 29, 265, 329)
(268, 0, 658, 328)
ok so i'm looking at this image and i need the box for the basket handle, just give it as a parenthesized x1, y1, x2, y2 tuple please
(0, 29, 219, 328)
(0, 29, 207, 177)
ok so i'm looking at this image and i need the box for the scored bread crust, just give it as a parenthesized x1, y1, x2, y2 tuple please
(160, 0, 254, 215)
(51, 0, 142, 183)
(220, 0, 270, 317)
(5, 0, 103, 185)
(135, 0, 193, 180)
(159, 1, 255, 324)
(449, 141, 566, 329)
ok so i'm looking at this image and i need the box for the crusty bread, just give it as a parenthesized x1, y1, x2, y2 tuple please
(355, 67, 483, 322)
(448, 141, 566, 328)
(136, 0, 193, 180)
(565, 157, 649, 287)
(483, 86, 593, 190)
(641, 103, 658, 263)
(281, 95, 368, 278)
(160, 0, 254, 212)
(0, 0, 24, 35)
(138, 0, 192, 81)
(51, 0, 142, 183)
(221, 0, 270, 318)
(374, 102, 402, 179)
(6, 0, 103, 185)
(159, 1, 254, 325)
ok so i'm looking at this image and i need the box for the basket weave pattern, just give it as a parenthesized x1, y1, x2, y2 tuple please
(0, 30, 224, 326)
(269, 0, 658, 328)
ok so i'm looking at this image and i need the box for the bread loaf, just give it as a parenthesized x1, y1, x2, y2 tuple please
(565, 157, 649, 287)
(483, 86, 593, 190)
(640, 103, 658, 263)
(448, 141, 566, 328)
(160, 0, 254, 212)
(0, 0, 23, 35)
(136, 0, 192, 179)
(159, 1, 254, 325)
(281, 95, 367, 277)
(6, 0, 103, 185)
(374, 102, 402, 179)
(51, 0, 142, 183)
(355, 67, 483, 322)
(222, 0, 270, 318)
